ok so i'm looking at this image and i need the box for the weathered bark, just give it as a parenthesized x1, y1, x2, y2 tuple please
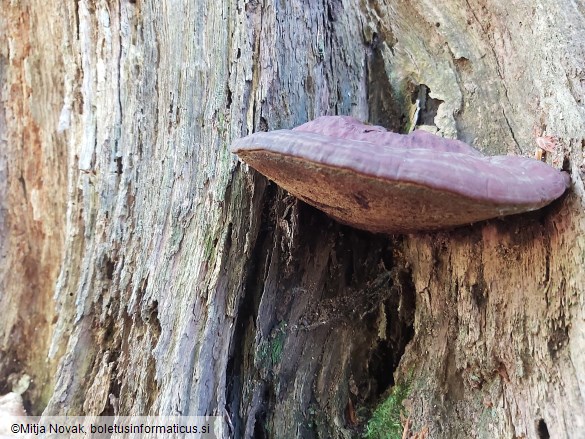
(1, 0, 584, 438)
(0, 0, 68, 414)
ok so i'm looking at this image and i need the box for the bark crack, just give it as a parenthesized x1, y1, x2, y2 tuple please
(502, 107, 523, 154)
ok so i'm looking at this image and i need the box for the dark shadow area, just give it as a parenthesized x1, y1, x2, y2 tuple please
(536, 418, 550, 439)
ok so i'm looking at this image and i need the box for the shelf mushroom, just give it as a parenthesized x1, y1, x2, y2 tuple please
(231, 116, 570, 234)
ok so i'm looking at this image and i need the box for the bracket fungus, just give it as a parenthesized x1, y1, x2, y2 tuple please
(231, 116, 570, 234)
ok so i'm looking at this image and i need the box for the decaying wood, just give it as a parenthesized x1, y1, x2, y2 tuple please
(0, 0, 68, 414)
(0, 0, 583, 438)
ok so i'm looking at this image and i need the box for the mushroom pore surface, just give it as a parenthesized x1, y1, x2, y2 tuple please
(231, 116, 569, 233)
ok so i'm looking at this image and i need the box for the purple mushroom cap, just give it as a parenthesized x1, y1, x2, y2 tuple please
(231, 116, 570, 233)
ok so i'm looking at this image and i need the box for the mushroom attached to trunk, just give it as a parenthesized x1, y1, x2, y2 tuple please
(231, 116, 570, 234)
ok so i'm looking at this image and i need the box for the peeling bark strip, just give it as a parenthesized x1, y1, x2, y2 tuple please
(232, 116, 569, 233)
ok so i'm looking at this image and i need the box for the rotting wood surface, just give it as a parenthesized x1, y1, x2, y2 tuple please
(0, 0, 584, 438)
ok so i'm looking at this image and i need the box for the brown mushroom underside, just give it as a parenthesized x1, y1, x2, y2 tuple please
(231, 117, 569, 234)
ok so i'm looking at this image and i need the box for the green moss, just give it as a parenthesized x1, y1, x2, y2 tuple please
(270, 327, 285, 364)
(271, 322, 287, 363)
(202, 232, 217, 262)
(256, 321, 287, 368)
(364, 376, 412, 439)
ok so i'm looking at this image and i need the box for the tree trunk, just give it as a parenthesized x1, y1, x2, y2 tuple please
(0, 0, 68, 415)
(1, 0, 584, 438)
